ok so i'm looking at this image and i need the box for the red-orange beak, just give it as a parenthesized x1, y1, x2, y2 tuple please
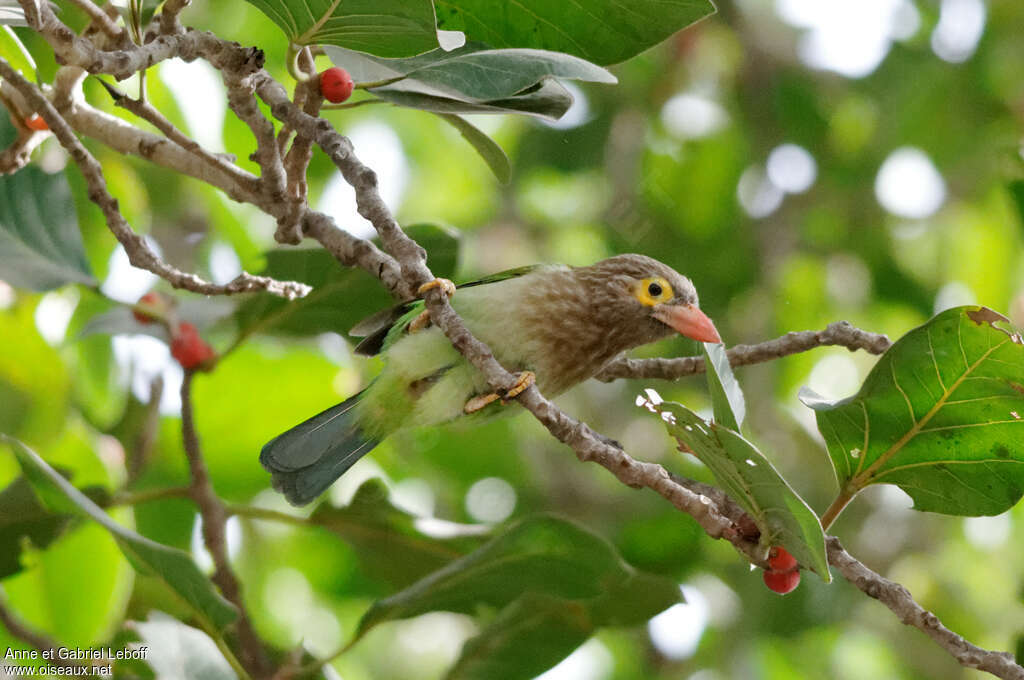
(653, 304, 722, 344)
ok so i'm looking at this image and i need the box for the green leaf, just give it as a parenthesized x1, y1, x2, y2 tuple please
(0, 476, 75, 579)
(325, 43, 614, 99)
(243, 0, 438, 56)
(642, 398, 830, 580)
(435, 114, 510, 184)
(131, 611, 238, 680)
(800, 306, 1024, 516)
(0, 25, 35, 77)
(234, 223, 459, 339)
(370, 78, 574, 120)
(2, 435, 238, 632)
(309, 478, 489, 588)
(325, 43, 612, 120)
(704, 343, 745, 431)
(0, 166, 96, 291)
(1009, 180, 1024, 233)
(434, 0, 716, 66)
(353, 514, 631, 640)
(445, 593, 592, 680)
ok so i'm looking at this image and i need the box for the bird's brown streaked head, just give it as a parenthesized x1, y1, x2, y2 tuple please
(574, 254, 721, 345)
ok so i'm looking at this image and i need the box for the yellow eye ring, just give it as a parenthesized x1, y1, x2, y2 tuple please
(634, 277, 674, 306)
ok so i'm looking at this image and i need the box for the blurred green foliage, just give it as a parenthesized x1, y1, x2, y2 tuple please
(2, 0, 1024, 679)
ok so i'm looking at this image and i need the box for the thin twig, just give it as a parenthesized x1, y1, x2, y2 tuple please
(0, 59, 310, 301)
(596, 321, 893, 381)
(180, 372, 271, 678)
(66, 0, 124, 40)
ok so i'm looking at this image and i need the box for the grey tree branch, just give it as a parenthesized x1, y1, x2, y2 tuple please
(596, 321, 893, 381)
(180, 372, 270, 678)
(0, 58, 310, 300)
(827, 537, 1024, 680)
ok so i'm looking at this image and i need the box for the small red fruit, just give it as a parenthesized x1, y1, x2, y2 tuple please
(767, 546, 798, 572)
(24, 114, 49, 131)
(133, 292, 168, 324)
(319, 67, 354, 104)
(763, 568, 801, 595)
(170, 322, 217, 371)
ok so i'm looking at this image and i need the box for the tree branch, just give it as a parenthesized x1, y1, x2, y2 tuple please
(0, 58, 310, 300)
(596, 321, 893, 381)
(180, 372, 270, 678)
(827, 537, 1024, 680)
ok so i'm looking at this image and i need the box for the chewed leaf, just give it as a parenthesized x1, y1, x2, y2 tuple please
(800, 306, 1024, 516)
(641, 398, 830, 581)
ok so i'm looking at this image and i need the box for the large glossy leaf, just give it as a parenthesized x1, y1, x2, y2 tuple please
(0, 167, 96, 291)
(2, 436, 238, 632)
(325, 43, 612, 120)
(800, 306, 1024, 516)
(434, 0, 715, 66)
(353, 514, 633, 640)
(641, 396, 830, 580)
(308, 478, 489, 588)
(244, 0, 438, 56)
(131, 612, 238, 680)
(704, 343, 746, 431)
(233, 223, 458, 339)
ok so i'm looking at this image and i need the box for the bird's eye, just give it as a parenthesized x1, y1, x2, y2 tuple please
(634, 277, 674, 306)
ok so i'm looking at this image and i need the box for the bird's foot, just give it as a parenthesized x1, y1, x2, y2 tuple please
(463, 371, 536, 414)
(501, 370, 535, 403)
(417, 277, 456, 298)
(464, 392, 501, 414)
(410, 278, 457, 333)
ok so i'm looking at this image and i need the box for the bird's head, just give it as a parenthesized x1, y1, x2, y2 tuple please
(575, 254, 721, 346)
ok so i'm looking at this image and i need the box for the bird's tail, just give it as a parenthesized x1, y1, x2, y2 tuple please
(260, 390, 380, 506)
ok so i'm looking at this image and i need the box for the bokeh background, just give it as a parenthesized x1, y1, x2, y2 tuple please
(3, 0, 1024, 678)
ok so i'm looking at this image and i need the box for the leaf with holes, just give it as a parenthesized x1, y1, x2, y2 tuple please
(800, 306, 1024, 516)
(641, 397, 830, 580)
(244, 0, 438, 56)
(0, 166, 96, 291)
(434, 0, 715, 66)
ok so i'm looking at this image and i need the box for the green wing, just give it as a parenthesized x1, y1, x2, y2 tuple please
(349, 264, 541, 356)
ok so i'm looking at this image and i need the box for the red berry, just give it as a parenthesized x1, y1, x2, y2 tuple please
(24, 114, 49, 131)
(319, 67, 354, 104)
(763, 568, 801, 594)
(170, 322, 217, 370)
(767, 546, 798, 572)
(133, 292, 170, 324)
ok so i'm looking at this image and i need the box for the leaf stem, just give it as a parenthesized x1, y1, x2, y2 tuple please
(820, 489, 856, 531)
(109, 485, 192, 506)
(322, 98, 388, 110)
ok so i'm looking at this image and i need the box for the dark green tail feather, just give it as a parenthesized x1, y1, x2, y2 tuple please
(260, 391, 380, 506)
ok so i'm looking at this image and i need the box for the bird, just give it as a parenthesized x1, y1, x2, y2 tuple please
(260, 253, 721, 505)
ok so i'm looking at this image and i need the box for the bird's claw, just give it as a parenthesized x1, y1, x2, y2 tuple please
(463, 371, 535, 414)
(464, 392, 501, 414)
(501, 371, 535, 402)
(417, 277, 456, 298)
